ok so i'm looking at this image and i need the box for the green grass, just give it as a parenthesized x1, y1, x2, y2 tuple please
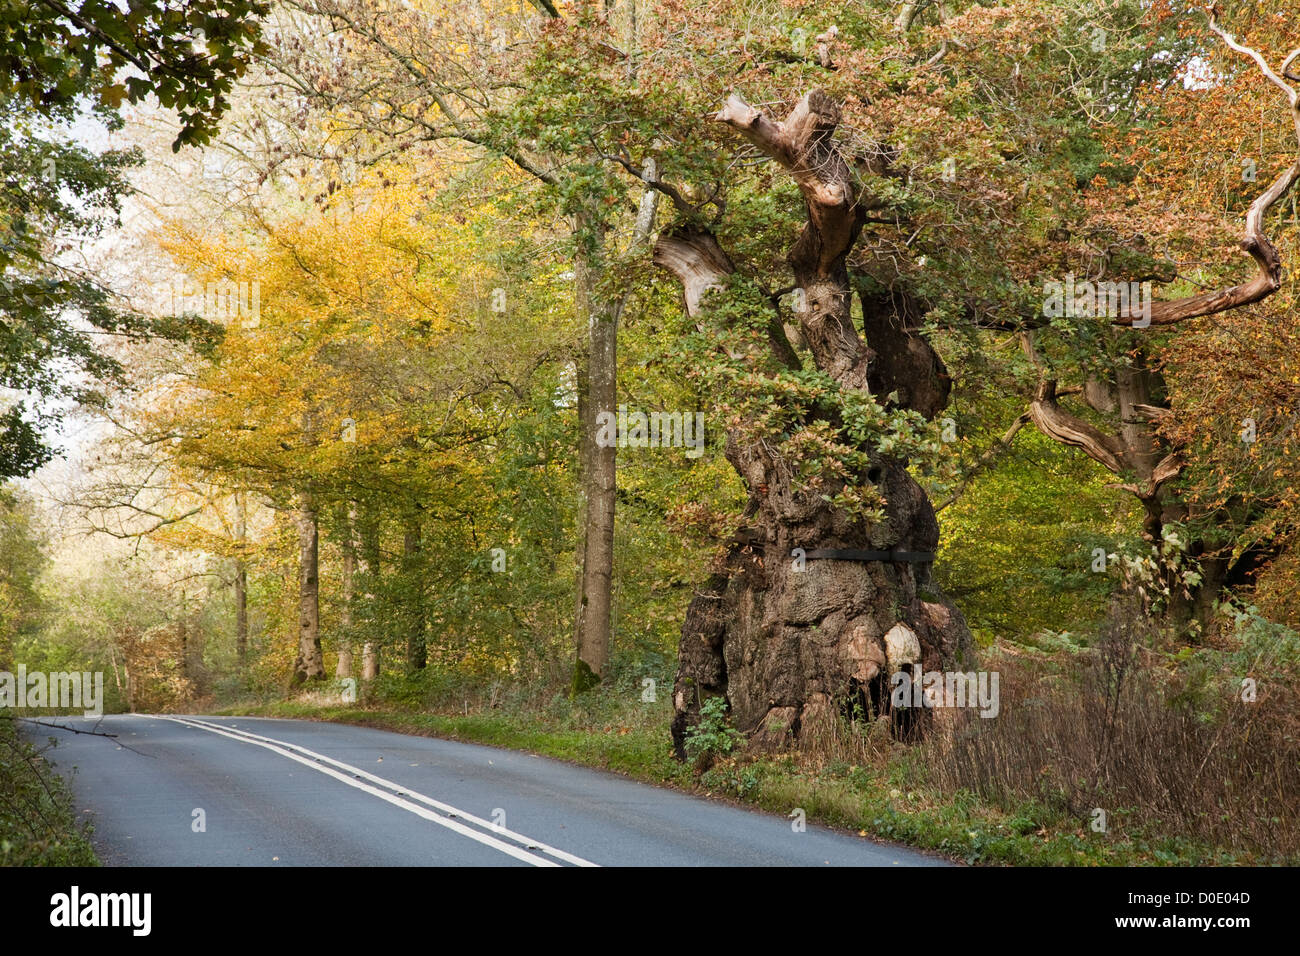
(0, 717, 99, 866)
(219, 697, 689, 785)
(214, 693, 1257, 866)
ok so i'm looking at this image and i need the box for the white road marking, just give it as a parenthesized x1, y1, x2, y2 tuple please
(150, 716, 597, 867)
(179, 717, 597, 866)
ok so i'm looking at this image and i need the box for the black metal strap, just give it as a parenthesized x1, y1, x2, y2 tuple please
(804, 548, 935, 563)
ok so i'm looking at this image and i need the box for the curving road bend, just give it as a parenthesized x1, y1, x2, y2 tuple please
(33, 715, 950, 867)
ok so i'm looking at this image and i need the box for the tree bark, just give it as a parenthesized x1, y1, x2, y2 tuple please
(234, 493, 248, 671)
(234, 563, 248, 668)
(292, 488, 326, 685)
(658, 91, 971, 755)
(572, 217, 617, 692)
(403, 518, 426, 671)
(360, 507, 380, 683)
(178, 588, 188, 683)
(570, 178, 660, 694)
(572, 352, 595, 689)
(336, 502, 356, 680)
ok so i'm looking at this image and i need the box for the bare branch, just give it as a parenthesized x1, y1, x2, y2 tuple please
(653, 227, 801, 370)
(525, 0, 560, 17)
(1028, 378, 1132, 475)
(1109, 10, 1300, 327)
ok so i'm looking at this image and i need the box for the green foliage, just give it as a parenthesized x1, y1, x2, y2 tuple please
(0, 485, 47, 664)
(682, 696, 744, 769)
(700, 761, 761, 798)
(1167, 602, 1300, 713)
(0, 0, 269, 150)
(935, 424, 1138, 642)
(0, 88, 225, 477)
(0, 719, 99, 866)
(6, 4, 1298, 871)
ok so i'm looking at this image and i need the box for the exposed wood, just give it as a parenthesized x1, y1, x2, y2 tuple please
(716, 90, 872, 388)
(1111, 16, 1300, 328)
(1028, 379, 1131, 476)
(661, 89, 970, 754)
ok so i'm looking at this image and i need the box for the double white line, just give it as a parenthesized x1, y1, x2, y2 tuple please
(150, 715, 597, 867)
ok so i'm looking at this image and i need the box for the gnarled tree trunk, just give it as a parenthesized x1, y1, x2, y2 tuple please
(656, 91, 971, 755)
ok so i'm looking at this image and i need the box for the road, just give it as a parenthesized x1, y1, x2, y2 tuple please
(34, 714, 949, 867)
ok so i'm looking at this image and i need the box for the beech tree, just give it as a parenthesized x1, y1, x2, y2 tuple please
(263, 0, 673, 691)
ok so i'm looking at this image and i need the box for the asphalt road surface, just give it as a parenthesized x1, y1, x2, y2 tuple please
(33, 714, 949, 867)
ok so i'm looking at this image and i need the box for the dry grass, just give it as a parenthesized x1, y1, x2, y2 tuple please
(930, 602, 1300, 860)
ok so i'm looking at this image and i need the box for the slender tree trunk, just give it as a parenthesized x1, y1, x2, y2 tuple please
(360, 510, 380, 683)
(234, 493, 248, 671)
(336, 502, 356, 680)
(178, 588, 188, 682)
(108, 646, 121, 696)
(188, 597, 206, 698)
(572, 215, 617, 692)
(571, 179, 660, 694)
(572, 355, 592, 677)
(404, 518, 426, 671)
(235, 563, 248, 669)
(292, 487, 326, 684)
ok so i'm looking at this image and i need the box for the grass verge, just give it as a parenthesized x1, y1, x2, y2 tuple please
(213, 691, 1266, 866)
(0, 717, 99, 866)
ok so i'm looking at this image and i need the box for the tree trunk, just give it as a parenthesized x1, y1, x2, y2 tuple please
(657, 91, 971, 755)
(572, 355, 593, 683)
(1029, 343, 1272, 633)
(178, 588, 188, 682)
(234, 493, 248, 671)
(336, 502, 356, 680)
(292, 488, 326, 685)
(403, 518, 426, 671)
(360, 510, 380, 683)
(570, 178, 659, 694)
(234, 563, 248, 670)
(572, 213, 617, 693)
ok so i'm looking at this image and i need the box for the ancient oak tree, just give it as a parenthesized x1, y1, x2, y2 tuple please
(656, 90, 969, 754)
